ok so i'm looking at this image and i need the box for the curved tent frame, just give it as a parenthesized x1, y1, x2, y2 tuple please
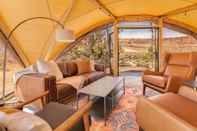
(0, 0, 197, 66)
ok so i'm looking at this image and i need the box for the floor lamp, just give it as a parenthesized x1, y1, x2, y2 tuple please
(2, 17, 75, 98)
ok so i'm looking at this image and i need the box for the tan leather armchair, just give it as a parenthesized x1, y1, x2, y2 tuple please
(143, 52, 197, 95)
(15, 73, 77, 104)
(15, 91, 93, 131)
(136, 86, 197, 131)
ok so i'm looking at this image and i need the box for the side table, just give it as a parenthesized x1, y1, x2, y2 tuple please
(183, 80, 197, 91)
(179, 80, 197, 103)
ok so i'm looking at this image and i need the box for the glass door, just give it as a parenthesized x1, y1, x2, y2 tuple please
(118, 27, 159, 74)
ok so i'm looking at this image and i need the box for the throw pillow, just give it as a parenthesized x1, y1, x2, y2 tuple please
(76, 59, 91, 74)
(37, 60, 63, 81)
(13, 65, 37, 85)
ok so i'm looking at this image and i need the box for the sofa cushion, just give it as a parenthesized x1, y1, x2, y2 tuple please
(143, 75, 168, 88)
(37, 60, 63, 81)
(57, 76, 85, 90)
(151, 93, 197, 127)
(81, 71, 106, 84)
(56, 84, 76, 101)
(57, 62, 77, 77)
(94, 64, 105, 72)
(76, 59, 91, 74)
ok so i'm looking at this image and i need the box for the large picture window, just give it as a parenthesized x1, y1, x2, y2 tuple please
(57, 27, 113, 73)
(0, 33, 23, 97)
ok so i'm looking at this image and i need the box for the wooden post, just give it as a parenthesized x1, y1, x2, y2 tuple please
(112, 21, 119, 76)
(158, 18, 163, 71)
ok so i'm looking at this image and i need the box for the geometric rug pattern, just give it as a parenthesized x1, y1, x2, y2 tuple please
(69, 74, 162, 131)
(88, 76, 160, 131)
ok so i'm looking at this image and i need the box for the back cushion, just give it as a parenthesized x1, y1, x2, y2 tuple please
(168, 53, 190, 66)
(67, 62, 78, 76)
(37, 60, 63, 81)
(164, 65, 190, 79)
(57, 62, 77, 77)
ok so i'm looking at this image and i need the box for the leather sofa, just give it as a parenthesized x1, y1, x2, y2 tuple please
(15, 61, 106, 104)
(136, 86, 197, 131)
(143, 52, 197, 94)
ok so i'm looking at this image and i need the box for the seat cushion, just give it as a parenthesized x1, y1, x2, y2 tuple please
(56, 84, 76, 100)
(81, 71, 106, 85)
(57, 76, 85, 90)
(36, 102, 85, 131)
(151, 93, 197, 127)
(143, 75, 168, 88)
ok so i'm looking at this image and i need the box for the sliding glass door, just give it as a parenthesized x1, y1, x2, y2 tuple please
(118, 27, 159, 74)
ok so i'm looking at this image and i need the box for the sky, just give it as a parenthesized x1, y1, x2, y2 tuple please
(119, 28, 186, 39)
(119, 22, 187, 39)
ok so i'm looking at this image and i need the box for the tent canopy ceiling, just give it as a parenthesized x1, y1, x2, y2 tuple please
(0, 0, 197, 66)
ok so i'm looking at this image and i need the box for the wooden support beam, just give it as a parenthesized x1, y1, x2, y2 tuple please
(42, 0, 76, 60)
(118, 15, 159, 22)
(112, 21, 119, 76)
(161, 3, 197, 17)
(89, 0, 117, 19)
(158, 18, 163, 71)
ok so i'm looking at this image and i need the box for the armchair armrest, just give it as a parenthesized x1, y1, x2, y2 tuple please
(136, 96, 196, 131)
(15, 91, 49, 109)
(15, 73, 57, 103)
(166, 76, 184, 93)
(143, 70, 163, 76)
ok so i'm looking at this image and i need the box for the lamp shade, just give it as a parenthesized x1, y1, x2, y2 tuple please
(55, 28, 75, 43)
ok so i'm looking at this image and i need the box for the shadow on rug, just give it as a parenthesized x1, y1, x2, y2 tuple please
(89, 87, 139, 131)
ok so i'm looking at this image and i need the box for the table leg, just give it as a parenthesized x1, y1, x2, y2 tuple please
(88, 95, 90, 101)
(104, 97, 106, 126)
(76, 92, 79, 110)
(111, 93, 114, 110)
(123, 77, 126, 95)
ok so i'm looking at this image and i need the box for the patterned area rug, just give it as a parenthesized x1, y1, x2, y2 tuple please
(79, 76, 160, 131)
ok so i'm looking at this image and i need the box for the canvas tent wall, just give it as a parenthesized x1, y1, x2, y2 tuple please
(0, 0, 197, 66)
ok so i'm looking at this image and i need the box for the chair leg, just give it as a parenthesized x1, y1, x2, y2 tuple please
(83, 112, 90, 131)
(139, 127, 144, 131)
(143, 85, 146, 96)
